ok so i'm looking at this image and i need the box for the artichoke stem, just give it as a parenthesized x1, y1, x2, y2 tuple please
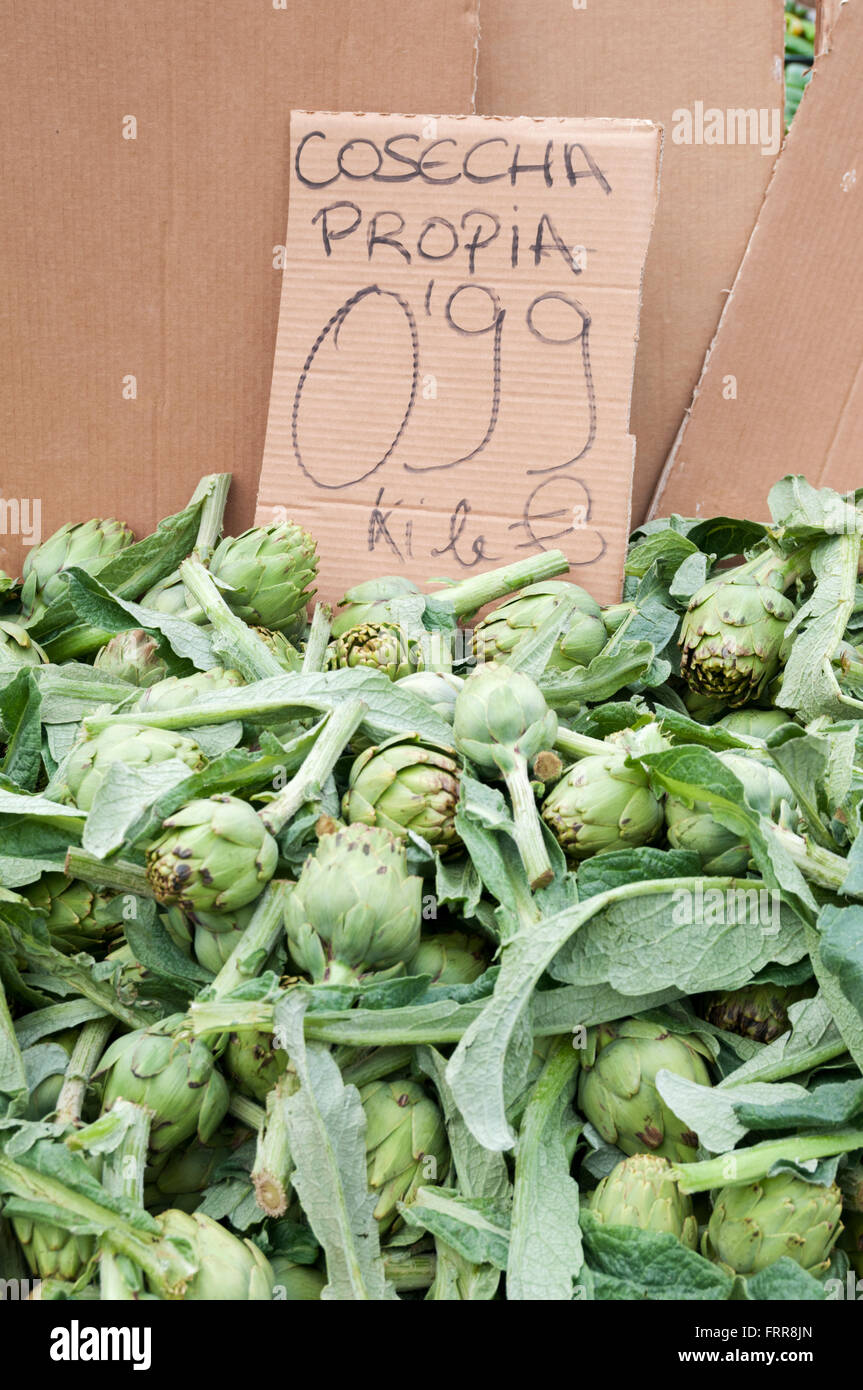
(64, 847, 153, 898)
(179, 555, 285, 682)
(435, 549, 569, 618)
(259, 699, 367, 835)
(502, 755, 554, 890)
(672, 1128, 863, 1195)
(383, 1249, 437, 1291)
(251, 1075, 297, 1217)
(553, 725, 609, 762)
(227, 1092, 266, 1132)
(54, 1016, 115, 1128)
(209, 882, 291, 999)
(302, 603, 333, 674)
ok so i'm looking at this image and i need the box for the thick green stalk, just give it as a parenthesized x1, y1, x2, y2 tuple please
(208, 882, 291, 999)
(383, 1248, 437, 1291)
(340, 1046, 414, 1088)
(83, 685, 332, 736)
(64, 847, 153, 897)
(772, 825, 855, 892)
(501, 754, 554, 890)
(178, 555, 285, 681)
(302, 604, 333, 674)
(258, 700, 366, 834)
(227, 1092, 266, 1131)
(432, 550, 569, 618)
(54, 1016, 115, 1128)
(672, 1129, 863, 1195)
(553, 726, 609, 762)
(251, 1074, 297, 1217)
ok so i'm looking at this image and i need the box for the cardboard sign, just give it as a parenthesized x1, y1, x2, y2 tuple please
(650, 0, 862, 521)
(257, 111, 661, 606)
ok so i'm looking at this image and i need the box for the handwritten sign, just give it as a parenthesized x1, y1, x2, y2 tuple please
(257, 112, 661, 605)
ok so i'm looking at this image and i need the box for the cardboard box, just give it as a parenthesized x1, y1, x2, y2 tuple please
(650, 0, 861, 520)
(475, 0, 783, 525)
(0, 0, 478, 579)
(255, 111, 661, 605)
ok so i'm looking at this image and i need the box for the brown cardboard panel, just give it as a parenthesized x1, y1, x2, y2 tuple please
(476, 0, 783, 526)
(650, 0, 861, 521)
(256, 112, 661, 606)
(0, 0, 477, 579)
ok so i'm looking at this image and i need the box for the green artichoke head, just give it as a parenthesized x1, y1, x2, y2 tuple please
(22, 873, 124, 956)
(578, 1020, 713, 1162)
(472, 580, 604, 668)
(146, 794, 278, 914)
(453, 661, 557, 772)
(679, 552, 798, 707)
(186, 902, 255, 974)
(394, 671, 463, 723)
(139, 573, 192, 616)
(93, 628, 169, 687)
(13, 1218, 95, 1283)
(208, 522, 318, 632)
(224, 1028, 288, 1102)
(342, 734, 462, 852)
(133, 667, 245, 712)
(701, 980, 814, 1043)
(66, 723, 206, 811)
(331, 576, 422, 638)
(665, 751, 796, 875)
(20, 517, 134, 620)
(144, 1135, 233, 1214)
(541, 751, 664, 860)
(327, 621, 423, 681)
(360, 1078, 449, 1231)
(270, 1258, 327, 1300)
(251, 626, 302, 671)
(406, 929, 490, 985)
(154, 1208, 274, 1299)
(0, 618, 47, 671)
(704, 1172, 842, 1277)
(589, 1153, 698, 1248)
(98, 1014, 230, 1156)
(717, 708, 794, 740)
(284, 824, 422, 985)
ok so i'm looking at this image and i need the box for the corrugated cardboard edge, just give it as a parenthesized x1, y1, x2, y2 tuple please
(648, 4, 848, 521)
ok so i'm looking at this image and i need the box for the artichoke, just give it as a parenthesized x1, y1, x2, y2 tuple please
(65, 723, 206, 811)
(541, 751, 664, 861)
(284, 824, 422, 984)
(679, 550, 803, 706)
(224, 1029, 288, 1102)
(153, 1209, 274, 1299)
(186, 903, 255, 974)
(700, 980, 813, 1043)
(395, 671, 463, 723)
(332, 576, 421, 638)
(453, 662, 558, 889)
(270, 1258, 326, 1300)
(13, 1218, 94, 1283)
(328, 621, 422, 681)
(93, 628, 169, 687)
(588, 1153, 698, 1248)
(406, 930, 490, 985)
(251, 626, 302, 672)
(704, 1172, 842, 1277)
(144, 1136, 233, 1215)
(578, 1020, 713, 1162)
(146, 794, 278, 914)
(342, 735, 461, 852)
(473, 580, 606, 669)
(20, 517, 134, 620)
(208, 522, 317, 632)
(360, 1078, 449, 1231)
(139, 573, 191, 616)
(97, 1014, 230, 1156)
(665, 751, 796, 875)
(133, 667, 245, 712)
(0, 618, 46, 671)
(22, 874, 124, 956)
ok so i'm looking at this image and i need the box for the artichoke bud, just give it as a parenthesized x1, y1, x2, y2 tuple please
(97, 1014, 230, 1155)
(145, 794, 278, 914)
(0, 618, 47, 670)
(153, 1209, 274, 1299)
(360, 1079, 449, 1231)
(93, 628, 169, 687)
(20, 517, 134, 620)
(717, 708, 793, 740)
(224, 1028, 289, 1102)
(589, 1153, 698, 1248)
(541, 751, 664, 860)
(394, 671, 464, 723)
(679, 552, 799, 707)
(13, 1218, 95, 1283)
(140, 573, 191, 615)
(406, 930, 490, 985)
(472, 580, 604, 669)
(342, 734, 462, 852)
(327, 621, 423, 681)
(133, 667, 245, 712)
(187, 902, 255, 973)
(453, 662, 557, 769)
(332, 577, 422, 638)
(284, 824, 422, 985)
(704, 1172, 842, 1277)
(208, 522, 318, 632)
(578, 1021, 712, 1162)
(251, 626, 302, 671)
(665, 751, 796, 875)
(701, 980, 814, 1043)
(22, 873, 124, 956)
(66, 723, 206, 811)
(270, 1258, 326, 1300)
